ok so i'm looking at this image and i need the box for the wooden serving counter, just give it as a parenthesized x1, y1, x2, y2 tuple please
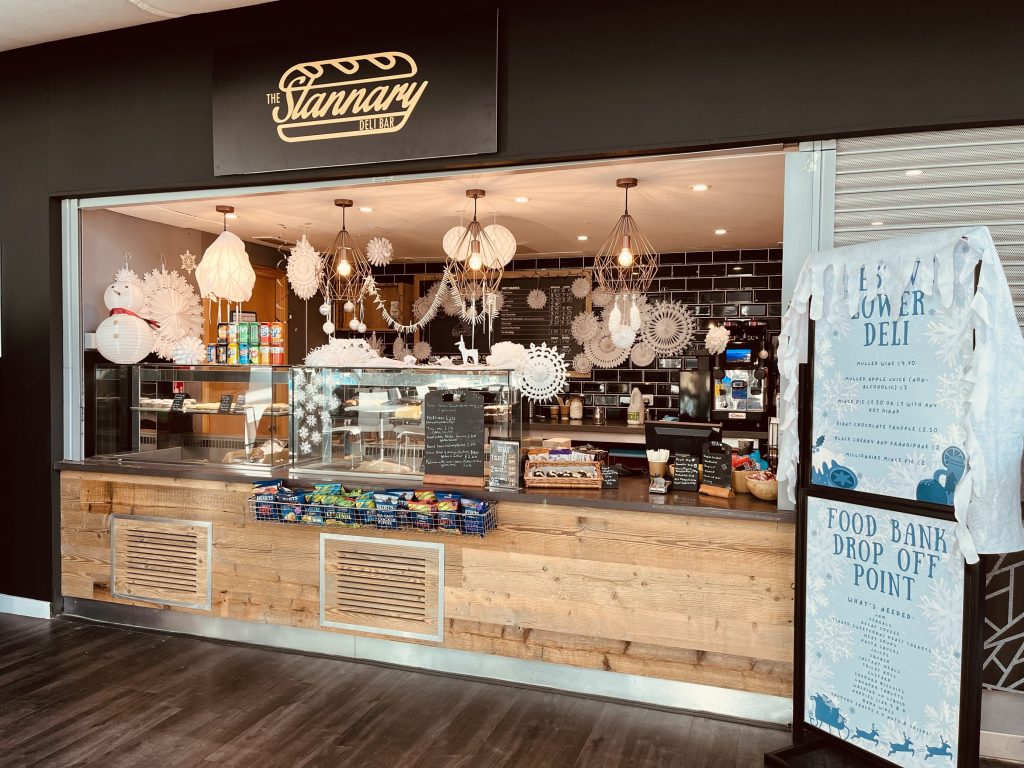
(58, 465, 795, 704)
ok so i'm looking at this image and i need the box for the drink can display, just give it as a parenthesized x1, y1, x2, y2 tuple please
(207, 344, 217, 363)
(227, 343, 238, 365)
(227, 323, 239, 344)
(248, 345, 260, 366)
(259, 322, 271, 343)
(237, 322, 250, 345)
(270, 345, 285, 365)
(249, 323, 260, 345)
(217, 323, 229, 343)
(216, 344, 228, 364)
(270, 321, 284, 343)
(238, 343, 250, 365)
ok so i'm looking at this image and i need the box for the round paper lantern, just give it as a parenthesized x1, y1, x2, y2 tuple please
(103, 281, 145, 313)
(96, 313, 155, 364)
(481, 224, 516, 268)
(442, 226, 469, 260)
(196, 230, 256, 302)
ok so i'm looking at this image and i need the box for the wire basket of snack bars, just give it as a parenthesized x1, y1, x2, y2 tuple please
(248, 481, 497, 537)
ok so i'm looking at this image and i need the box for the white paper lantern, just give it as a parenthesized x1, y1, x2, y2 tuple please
(481, 224, 517, 268)
(319, 302, 331, 316)
(348, 318, 360, 331)
(196, 230, 255, 302)
(323, 321, 335, 334)
(103, 281, 145, 313)
(96, 313, 155, 364)
(357, 322, 367, 333)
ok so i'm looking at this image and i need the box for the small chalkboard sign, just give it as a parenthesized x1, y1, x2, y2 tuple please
(488, 439, 521, 491)
(235, 394, 246, 409)
(218, 394, 234, 414)
(423, 390, 485, 487)
(673, 454, 700, 492)
(601, 466, 620, 489)
(700, 441, 735, 498)
(170, 393, 186, 412)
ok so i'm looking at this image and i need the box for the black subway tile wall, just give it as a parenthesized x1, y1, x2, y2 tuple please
(366, 248, 782, 422)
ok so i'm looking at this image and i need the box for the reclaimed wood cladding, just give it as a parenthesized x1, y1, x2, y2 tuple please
(60, 471, 795, 696)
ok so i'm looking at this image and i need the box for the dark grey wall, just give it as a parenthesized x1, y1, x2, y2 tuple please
(3, 3, 1024, 600)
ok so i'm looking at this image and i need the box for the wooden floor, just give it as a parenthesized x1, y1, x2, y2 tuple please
(0, 613, 792, 767)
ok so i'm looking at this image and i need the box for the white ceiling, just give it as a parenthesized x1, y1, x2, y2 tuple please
(109, 148, 787, 260)
(0, 0, 275, 52)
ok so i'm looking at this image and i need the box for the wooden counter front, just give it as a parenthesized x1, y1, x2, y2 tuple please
(59, 470, 795, 697)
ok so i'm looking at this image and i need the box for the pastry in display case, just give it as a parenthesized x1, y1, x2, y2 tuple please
(290, 365, 521, 481)
(91, 364, 292, 469)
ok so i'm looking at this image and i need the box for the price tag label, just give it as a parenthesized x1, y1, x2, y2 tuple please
(218, 394, 234, 414)
(601, 466, 619, 489)
(170, 393, 186, 412)
(235, 394, 246, 409)
(672, 454, 700, 492)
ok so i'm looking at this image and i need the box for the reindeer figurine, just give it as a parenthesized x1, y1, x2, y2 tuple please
(852, 723, 879, 746)
(888, 734, 915, 757)
(456, 336, 479, 365)
(925, 736, 952, 760)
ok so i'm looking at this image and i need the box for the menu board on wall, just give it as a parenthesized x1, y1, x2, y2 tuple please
(423, 390, 485, 486)
(803, 496, 964, 767)
(811, 261, 972, 504)
(418, 272, 590, 360)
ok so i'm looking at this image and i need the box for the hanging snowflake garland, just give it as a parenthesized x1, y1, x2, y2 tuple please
(705, 324, 731, 355)
(520, 343, 569, 402)
(640, 301, 697, 355)
(571, 275, 592, 299)
(572, 353, 593, 374)
(142, 266, 203, 360)
(170, 336, 207, 365)
(442, 287, 463, 316)
(287, 235, 322, 301)
(365, 236, 394, 267)
(179, 249, 197, 275)
(526, 288, 548, 310)
(571, 311, 601, 344)
(630, 342, 656, 367)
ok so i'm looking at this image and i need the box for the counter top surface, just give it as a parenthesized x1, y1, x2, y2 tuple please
(57, 460, 791, 523)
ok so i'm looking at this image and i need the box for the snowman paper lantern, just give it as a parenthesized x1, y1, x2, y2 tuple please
(96, 278, 155, 364)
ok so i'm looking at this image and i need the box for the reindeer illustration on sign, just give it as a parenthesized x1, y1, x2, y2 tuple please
(925, 736, 953, 760)
(456, 336, 479, 365)
(851, 723, 879, 745)
(888, 734, 915, 757)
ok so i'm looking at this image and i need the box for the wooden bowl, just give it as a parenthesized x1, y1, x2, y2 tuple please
(746, 477, 778, 501)
(732, 469, 753, 494)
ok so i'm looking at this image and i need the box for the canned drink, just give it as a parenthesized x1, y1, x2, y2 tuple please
(207, 344, 217, 363)
(259, 322, 271, 343)
(227, 343, 239, 365)
(249, 323, 260, 345)
(216, 343, 228, 364)
(270, 345, 285, 365)
(217, 323, 229, 343)
(238, 343, 250, 365)
(270, 321, 284, 343)
(248, 345, 260, 366)
(227, 323, 239, 344)
(238, 322, 250, 345)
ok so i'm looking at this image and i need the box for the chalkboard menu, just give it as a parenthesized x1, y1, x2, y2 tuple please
(488, 439, 520, 490)
(423, 390, 485, 485)
(700, 441, 734, 494)
(601, 466, 620, 489)
(418, 271, 590, 359)
(673, 454, 700, 492)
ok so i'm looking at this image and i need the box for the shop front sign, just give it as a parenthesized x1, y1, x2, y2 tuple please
(212, 11, 497, 175)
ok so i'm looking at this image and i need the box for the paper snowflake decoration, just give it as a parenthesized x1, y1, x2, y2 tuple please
(170, 335, 207, 365)
(367, 333, 385, 357)
(412, 294, 434, 321)
(591, 287, 612, 308)
(287, 235, 322, 300)
(572, 353, 593, 374)
(570, 276, 591, 299)
(704, 324, 731, 356)
(393, 337, 408, 359)
(483, 291, 505, 317)
(610, 324, 637, 350)
(526, 288, 548, 310)
(520, 343, 568, 402)
(571, 311, 600, 343)
(641, 301, 697, 355)
(142, 266, 202, 360)
(442, 286, 463, 316)
(365, 236, 394, 267)
(413, 341, 432, 361)
(298, 425, 310, 440)
(629, 342, 655, 367)
(584, 327, 630, 368)
(179, 249, 197, 274)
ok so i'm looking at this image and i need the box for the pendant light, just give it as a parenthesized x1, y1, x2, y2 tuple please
(445, 189, 514, 311)
(322, 198, 372, 317)
(593, 178, 659, 300)
(195, 205, 256, 303)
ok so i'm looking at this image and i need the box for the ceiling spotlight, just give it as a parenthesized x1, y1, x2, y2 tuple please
(905, 169, 923, 177)
(359, 206, 373, 213)
(870, 221, 884, 226)
(577, 235, 589, 241)
(690, 184, 710, 192)
(514, 196, 530, 203)
(224, 212, 238, 220)
(714, 228, 728, 236)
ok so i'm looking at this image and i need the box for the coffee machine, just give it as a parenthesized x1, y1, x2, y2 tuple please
(710, 320, 773, 430)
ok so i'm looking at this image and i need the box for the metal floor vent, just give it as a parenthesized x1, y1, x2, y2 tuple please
(111, 516, 212, 610)
(320, 534, 443, 642)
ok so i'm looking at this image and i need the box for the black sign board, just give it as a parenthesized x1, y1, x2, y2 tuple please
(601, 466, 620, 489)
(212, 11, 497, 175)
(170, 393, 186, 412)
(672, 454, 700, 492)
(218, 394, 234, 414)
(700, 441, 733, 491)
(423, 390, 485, 484)
(235, 394, 246, 409)
(488, 439, 520, 491)
(419, 271, 590, 360)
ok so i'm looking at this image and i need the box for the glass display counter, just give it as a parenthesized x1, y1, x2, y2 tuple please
(290, 366, 521, 481)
